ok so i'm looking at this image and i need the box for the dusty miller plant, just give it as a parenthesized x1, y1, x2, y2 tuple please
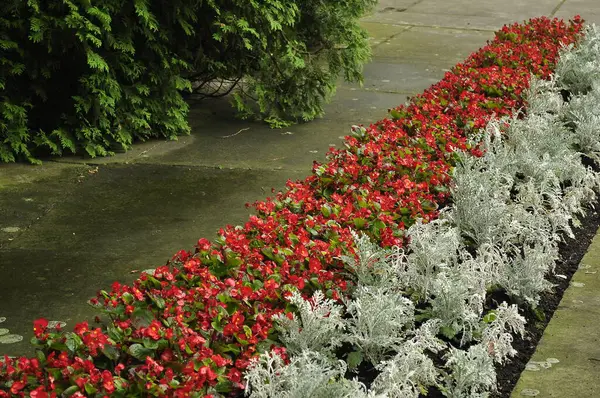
(244, 350, 371, 398)
(343, 285, 415, 364)
(449, 136, 515, 247)
(339, 230, 408, 290)
(272, 290, 345, 356)
(480, 302, 526, 364)
(441, 344, 497, 398)
(564, 81, 600, 163)
(403, 218, 461, 298)
(556, 23, 600, 95)
(370, 320, 446, 398)
(427, 268, 487, 344)
(495, 242, 558, 306)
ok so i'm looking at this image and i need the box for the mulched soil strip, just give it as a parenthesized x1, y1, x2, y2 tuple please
(413, 198, 600, 398)
(492, 198, 600, 397)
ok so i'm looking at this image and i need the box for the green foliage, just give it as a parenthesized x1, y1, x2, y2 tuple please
(1, 0, 375, 162)
(0, 0, 193, 162)
(214, 0, 377, 126)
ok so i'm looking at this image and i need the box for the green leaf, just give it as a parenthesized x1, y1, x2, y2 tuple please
(86, 50, 109, 72)
(439, 325, 457, 339)
(533, 307, 546, 322)
(84, 382, 97, 395)
(36, 350, 46, 363)
(102, 344, 120, 360)
(143, 338, 159, 350)
(353, 217, 367, 229)
(389, 109, 404, 120)
(347, 351, 363, 369)
(61, 386, 80, 397)
(106, 324, 123, 342)
(211, 319, 224, 333)
(132, 307, 154, 328)
(65, 332, 83, 353)
(121, 292, 134, 304)
(483, 311, 497, 324)
(128, 343, 154, 360)
(149, 294, 165, 309)
(243, 324, 252, 338)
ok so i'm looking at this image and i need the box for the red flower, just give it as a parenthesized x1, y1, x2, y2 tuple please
(308, 257, 322, 273)
(10, 380, 26, 394)
(29, 386, 51, 398)
(101, 370, 115, 393)
(33, 318, 49, 338)
(227, 368, 242, 384)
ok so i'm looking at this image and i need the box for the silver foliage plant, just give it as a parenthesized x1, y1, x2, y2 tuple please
(556, 23, 600, 95)
(404, 218, 461, 297)
(370, 320, 446, 398)
(339, 230, 408, 290)
(244, 24, 600, 398)
(564, 80, 600, 163)
(480, 303, 526, 364)
(343, 285, 415, 364)
(271, 290, 345, 356)
(442, 344, 497, 398)
(244, 350, 372, 398)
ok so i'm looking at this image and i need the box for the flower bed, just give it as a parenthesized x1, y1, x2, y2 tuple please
(0, 16, 588, 398)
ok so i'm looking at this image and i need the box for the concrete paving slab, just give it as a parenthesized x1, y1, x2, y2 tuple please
(363, 0, 585, 31)
(362, 10, 503, 31)
(0, 162, 82, 189)
(371, 26, 494, 65)
(510, 228, 600, 398)
(138, 89, 405, 171)
(348, 61, 446, 94)
(0, 164, 304, 355)
(554, 0, 600, 25)
(371, 0, 423, 13)
(360, 22, 411, 47)
(0, 165, 91, 249)
(409, 0, 560, 20)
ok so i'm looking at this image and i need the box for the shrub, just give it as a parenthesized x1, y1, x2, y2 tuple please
(0, 0, 377, 163)
(216, 0, 377, 127)
(0, 0, 194, 163)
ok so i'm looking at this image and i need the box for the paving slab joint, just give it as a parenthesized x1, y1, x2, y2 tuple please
(551, 0, 568, 17)
(372, 26, 414, 50)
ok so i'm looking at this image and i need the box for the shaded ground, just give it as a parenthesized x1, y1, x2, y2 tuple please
(0, 164, 305, 355)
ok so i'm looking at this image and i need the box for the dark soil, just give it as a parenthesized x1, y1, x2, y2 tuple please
(419, 201, 600, 398)
(492, 201, 600, 397)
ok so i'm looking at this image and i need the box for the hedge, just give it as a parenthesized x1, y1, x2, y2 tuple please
(0, 0, 376, 163)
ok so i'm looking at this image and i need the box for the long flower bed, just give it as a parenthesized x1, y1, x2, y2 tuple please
(0, 16, 588, 398)
(244, 22, 600, 396)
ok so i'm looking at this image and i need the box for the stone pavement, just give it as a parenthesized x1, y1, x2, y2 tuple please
(0, 0, 599, 395)
(510, 231, 600, 398)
